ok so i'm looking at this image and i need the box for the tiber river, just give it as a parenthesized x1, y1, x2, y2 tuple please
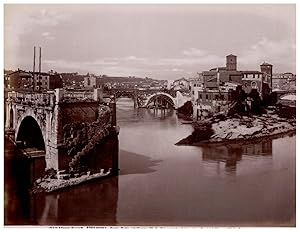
(5, 98, 295, 226)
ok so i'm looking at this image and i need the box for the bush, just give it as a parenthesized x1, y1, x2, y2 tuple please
(177, 101, 193, 116)
(191, 122, 214, 142)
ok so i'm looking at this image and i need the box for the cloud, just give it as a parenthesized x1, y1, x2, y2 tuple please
(41, 31, 55, 40)
(43, 58, 132, 75)
(31, 9, 70, 27)
(89, 59, 119, 66)
(42, 32, 50, 37)
(108, 56, 147, 63)
(171, 68, 184, 72)
(44, 58, 118, 69)
(155, 53, 224, 67)
(239, 37, 296, 72)
(42, 52, 225, 78)
(182, 48, 207, 57)
(4, 7, 70, 68)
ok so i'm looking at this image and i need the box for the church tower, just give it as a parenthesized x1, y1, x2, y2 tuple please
(226, 54, 237, 71)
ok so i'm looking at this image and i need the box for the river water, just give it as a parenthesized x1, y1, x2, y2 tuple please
(4, 98, 295, 226)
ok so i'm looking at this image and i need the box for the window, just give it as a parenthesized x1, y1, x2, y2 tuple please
(206, 94, 208, 100)
(251, 81, 257, 88)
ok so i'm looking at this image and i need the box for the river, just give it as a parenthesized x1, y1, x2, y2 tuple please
(4, 98, 295, 226)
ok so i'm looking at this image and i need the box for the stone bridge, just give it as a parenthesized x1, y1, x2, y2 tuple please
(5, 88, 119, 175)
(104, 88, 191, 109)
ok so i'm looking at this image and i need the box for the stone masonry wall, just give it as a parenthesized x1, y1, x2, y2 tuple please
(57, 104, 117, 172)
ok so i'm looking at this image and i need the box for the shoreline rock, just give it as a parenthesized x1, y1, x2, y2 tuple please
(31, 169, 112, 194)
(176, 111, 296, 146)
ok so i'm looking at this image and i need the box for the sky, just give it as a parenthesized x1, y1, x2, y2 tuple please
(4, 4, 296, 80)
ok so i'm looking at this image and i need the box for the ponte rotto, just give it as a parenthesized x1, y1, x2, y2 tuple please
(5, 88, 119, 174)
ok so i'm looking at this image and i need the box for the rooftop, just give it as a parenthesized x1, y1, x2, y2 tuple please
(261, 62, 273, 66)
(209, 67, 226, 71)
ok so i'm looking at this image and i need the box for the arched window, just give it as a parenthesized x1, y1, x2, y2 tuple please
(251, 81, 258, 89)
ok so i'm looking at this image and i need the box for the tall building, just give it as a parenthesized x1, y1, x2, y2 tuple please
(226, 54, 237, 71)
(33, 71, 63, 91)
(84, 74, 102, 89)
(260, 62, 273, 88)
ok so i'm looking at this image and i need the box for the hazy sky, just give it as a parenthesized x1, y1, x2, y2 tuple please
(4, 4, 296, 80)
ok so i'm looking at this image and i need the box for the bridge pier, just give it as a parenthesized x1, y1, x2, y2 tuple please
(133, 97, 138, 108)
(6, 88, 119, 178)
(45, 146, 60, 171)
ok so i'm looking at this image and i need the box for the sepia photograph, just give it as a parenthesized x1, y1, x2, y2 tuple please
(3, 2, 296, 228)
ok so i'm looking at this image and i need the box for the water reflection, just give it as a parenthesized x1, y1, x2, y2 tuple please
(201, 140, 273, 175)
(4, 137, 44, 225)
(146, 108, 174, 119)
(116, 98, 176, 123)
(4, 98, 295, 226)
(37, 177, 119, 226)
(5, 136, 119, 226)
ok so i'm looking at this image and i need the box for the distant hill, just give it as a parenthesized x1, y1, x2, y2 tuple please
(98, 76, 164, 84)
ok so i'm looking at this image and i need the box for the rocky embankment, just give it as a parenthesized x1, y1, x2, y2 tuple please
(176, 110, 296, 146)
(32, 168, 112, 193)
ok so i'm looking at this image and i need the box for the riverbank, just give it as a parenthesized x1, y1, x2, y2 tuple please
(32, 169, 112, 193)
(176, 110, 296, 146)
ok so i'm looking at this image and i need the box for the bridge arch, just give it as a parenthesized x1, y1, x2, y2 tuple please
(113, 90, 137, 100)
(113, 90, 138, 107)
(144, 92, 176, 108)
(16, 114, 46, 150)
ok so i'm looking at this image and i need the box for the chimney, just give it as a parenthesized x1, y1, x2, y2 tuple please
(33, 46, 36, 91)
(39, 47, 42, 74)
(33, 46, 36, 73)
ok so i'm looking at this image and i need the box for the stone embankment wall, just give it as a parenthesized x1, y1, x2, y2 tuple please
(58, 104, 118, 173)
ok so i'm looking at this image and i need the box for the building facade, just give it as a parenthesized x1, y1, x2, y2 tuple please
(33, 71, 63, 91)
(5, 69, 63, 91)
(84, 74, 102, 89)
(272, 72, 296, 91)
(192, 54, 273, 119)
(170, 77, 190, 91)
